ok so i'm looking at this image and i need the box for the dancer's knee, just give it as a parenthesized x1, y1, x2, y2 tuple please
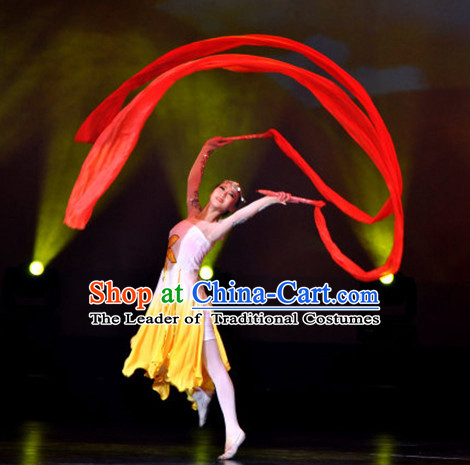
(203, 340, 229, 380)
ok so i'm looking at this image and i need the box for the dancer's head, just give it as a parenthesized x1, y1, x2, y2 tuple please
(209, 180, 245, 215)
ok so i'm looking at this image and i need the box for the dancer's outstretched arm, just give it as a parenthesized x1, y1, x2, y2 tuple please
(204, 192, 290, 242)
(187, 137, 233, 217)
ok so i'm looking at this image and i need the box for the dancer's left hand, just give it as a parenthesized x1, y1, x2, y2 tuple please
(203, 136, 234, 154)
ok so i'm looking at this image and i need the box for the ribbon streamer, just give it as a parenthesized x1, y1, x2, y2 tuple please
(65, 34, 403, 282)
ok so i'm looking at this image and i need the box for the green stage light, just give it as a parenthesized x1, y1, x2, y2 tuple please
(29, 261, 45, 276)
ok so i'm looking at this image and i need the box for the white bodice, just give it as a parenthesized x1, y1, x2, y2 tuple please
(155, 220, 213, 298)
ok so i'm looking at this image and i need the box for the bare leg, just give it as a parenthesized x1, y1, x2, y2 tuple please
(202, 339, 245, 456)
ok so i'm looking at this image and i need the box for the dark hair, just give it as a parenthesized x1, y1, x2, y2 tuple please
(213, 181, 245, 213)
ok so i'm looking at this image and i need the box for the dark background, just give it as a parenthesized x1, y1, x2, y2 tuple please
(1, 0, 469, 438)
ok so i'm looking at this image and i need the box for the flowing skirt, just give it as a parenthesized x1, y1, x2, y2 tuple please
(122, 294, 230, 408)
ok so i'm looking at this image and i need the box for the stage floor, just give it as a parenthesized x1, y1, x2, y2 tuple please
(1, 421, 469, 465)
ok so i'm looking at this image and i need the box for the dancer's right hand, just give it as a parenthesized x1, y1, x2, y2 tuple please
(257, 189, 292, 204)
(274, 191, 292, 205)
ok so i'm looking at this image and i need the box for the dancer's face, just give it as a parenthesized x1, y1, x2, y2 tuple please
(210, 181, 240, 214)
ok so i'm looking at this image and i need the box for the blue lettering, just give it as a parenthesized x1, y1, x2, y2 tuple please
(336, 289, 348, 304)
(297, 287, 311, 304)
(252, 287, 267, 304)
(276, 280, 297, 305)
(309, 287, 321, 304)
(349, 290, 360, 304)
(320, 282, 333, 304)
(360, 289, 379, 304)
(192, 281, 211, 304)
(236, 287, 252, 304)
(212, 280, 227, 303)
(227, 284, 236, 304)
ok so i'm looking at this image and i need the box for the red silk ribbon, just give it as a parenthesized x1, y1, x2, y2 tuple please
(65, 34, 403, 282)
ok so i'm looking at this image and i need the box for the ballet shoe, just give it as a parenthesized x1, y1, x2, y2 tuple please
(217, 431, 246, 461)
(192, 388, 212, 427)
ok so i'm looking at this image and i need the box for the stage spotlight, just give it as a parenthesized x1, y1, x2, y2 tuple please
(29, 261, 45, 276)
(199, 265, 213, 280)
(379, 273, 394, 285)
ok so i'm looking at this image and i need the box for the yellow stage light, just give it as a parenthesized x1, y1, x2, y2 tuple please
(29, 261, 45, 276)
(199, 265, 214, 280)
(379, 273, 394, 285)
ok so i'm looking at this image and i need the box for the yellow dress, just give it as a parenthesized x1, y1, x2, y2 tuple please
(122, 219, 229, 406)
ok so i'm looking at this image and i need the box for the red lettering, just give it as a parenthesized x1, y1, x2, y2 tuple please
(136, 287, 152, 310)
(89, 280, 105, 304)
(122, 287, 137, 304)
(105, 280, 121, 304)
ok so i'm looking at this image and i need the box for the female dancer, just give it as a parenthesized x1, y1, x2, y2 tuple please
(123, 136, 290, 460)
